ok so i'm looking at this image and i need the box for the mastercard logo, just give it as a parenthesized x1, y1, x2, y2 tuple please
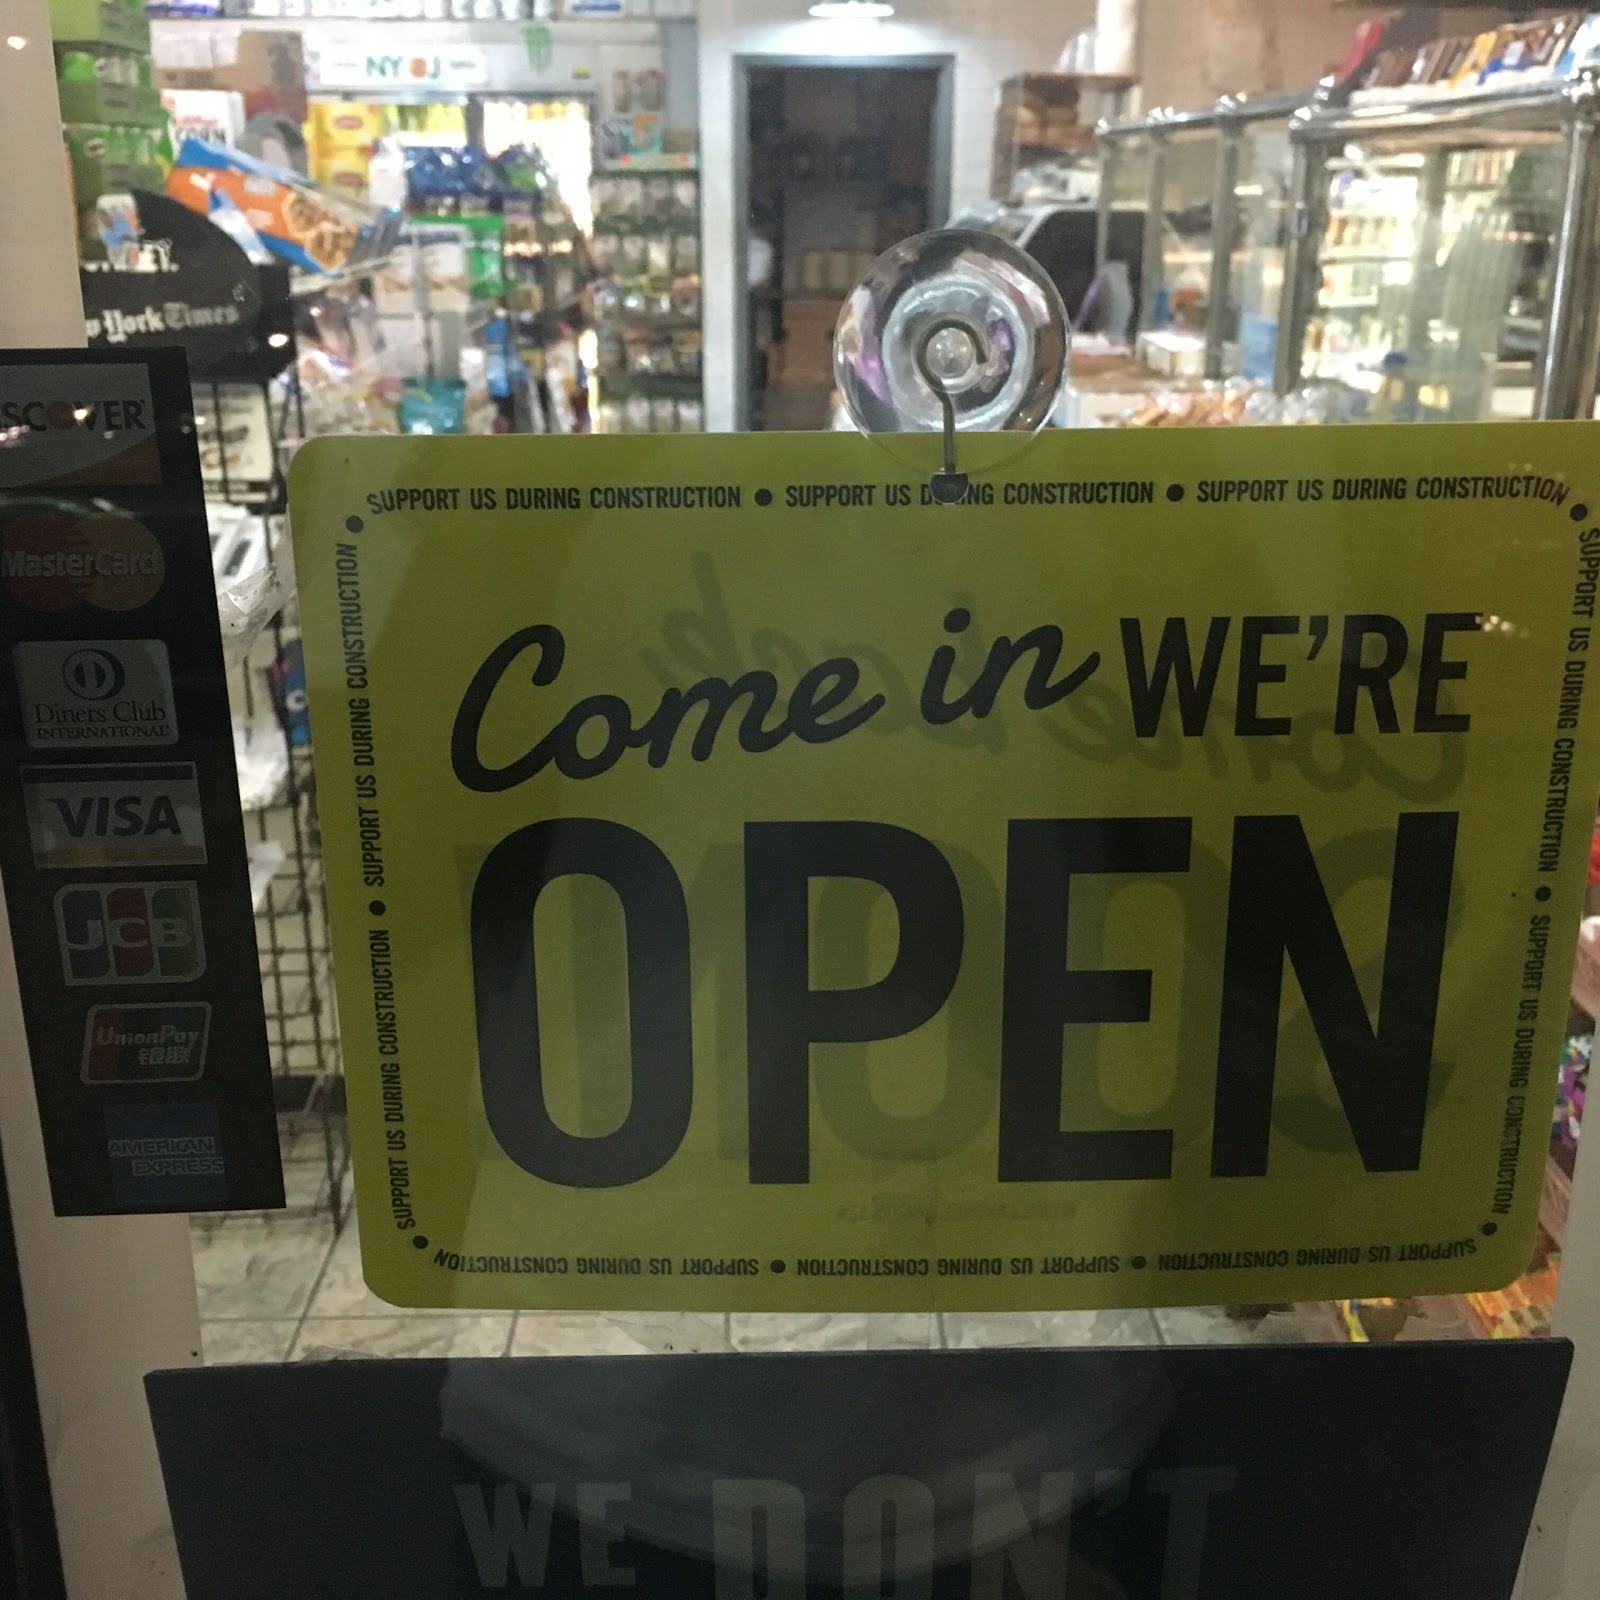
(1, 508, 165, 613)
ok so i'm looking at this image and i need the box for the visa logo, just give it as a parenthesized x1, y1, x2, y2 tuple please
(55, 793, 180, 836)
(55, 882, 206, 986)
(23, 763, 205, 868)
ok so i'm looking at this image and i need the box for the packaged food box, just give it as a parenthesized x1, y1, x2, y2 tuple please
(49, 0, 148, 52)
(57, 57, 166, 128)
(313, 152, 373, 199)
(160, 88, 246, 148)
(308, 101, 388, 155)
(166, 136, 395, 274)
(64, 122, 164, 204)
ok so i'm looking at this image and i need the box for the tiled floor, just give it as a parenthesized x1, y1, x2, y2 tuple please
(194, 1138, 1347, 1362)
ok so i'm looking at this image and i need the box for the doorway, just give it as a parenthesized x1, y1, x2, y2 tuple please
(736, 58, 953, 431)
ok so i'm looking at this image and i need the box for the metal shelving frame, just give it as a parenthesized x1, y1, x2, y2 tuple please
(1097, 66, 1600, 420)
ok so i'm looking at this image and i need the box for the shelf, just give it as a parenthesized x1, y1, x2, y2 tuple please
(998, 135, 1098, 154)
(781, 179, 925, 192)
(595, 373, 701, 399)
(999, 70, 1138, 93)
(594, 215, 701, 231)
(147, 12, 659, 43)
(51, 0, 149, 50)
(598, 315, 700, 331)
(289, 255, 396, 298)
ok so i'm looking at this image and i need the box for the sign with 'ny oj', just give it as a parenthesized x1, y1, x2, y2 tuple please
(291, 424, 1600, 1311)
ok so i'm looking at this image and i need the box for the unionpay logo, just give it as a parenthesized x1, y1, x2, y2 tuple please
(82, 1002, 210, 1084)
(55, 881, 205, 986)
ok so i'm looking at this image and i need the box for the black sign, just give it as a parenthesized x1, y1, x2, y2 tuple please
(80, 194, 292, 382)
(0, 347, 282, 1214)
(147, 1341, 1569, 1598)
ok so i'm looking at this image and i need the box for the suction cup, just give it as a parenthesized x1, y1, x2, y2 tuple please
(834, 229, 1071, 443)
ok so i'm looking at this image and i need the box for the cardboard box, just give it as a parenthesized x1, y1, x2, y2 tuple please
(152, 29, 306, 125)
(782, 299, 842, 385)
(50, 0, 148, 52)
(56, 78, 167, 129)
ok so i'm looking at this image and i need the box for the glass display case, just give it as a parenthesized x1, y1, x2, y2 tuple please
(1095, 109, 1220, 363)
(1293, 131, 1566, 420)
(1093, 122, 1157, 334)
(1096, 92, 1314, 378)
(1218, 96, 1307, 382)
(1277, 75, 1600, 421)
(1152, 111, 1222, 348)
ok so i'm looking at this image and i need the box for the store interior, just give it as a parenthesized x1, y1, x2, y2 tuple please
(38, 0, 1600, 1358)
(742, 61, 943, 430)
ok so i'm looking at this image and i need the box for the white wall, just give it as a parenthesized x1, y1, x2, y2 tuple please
(697, 0, 1092, 430)
(1136, 0, 1498, 111)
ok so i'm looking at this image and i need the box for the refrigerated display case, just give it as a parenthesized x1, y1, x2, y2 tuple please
(1276, 71, 1600, 421)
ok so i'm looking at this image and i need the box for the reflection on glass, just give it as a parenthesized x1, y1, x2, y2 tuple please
(1226, 127, 1294, 381)
(1303, 139, 1565, 421)
(834, 228, 1069, 438)
(1157, 134, 1220, 337)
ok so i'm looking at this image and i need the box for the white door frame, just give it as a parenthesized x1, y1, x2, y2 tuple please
(1, 9, 202, 1598)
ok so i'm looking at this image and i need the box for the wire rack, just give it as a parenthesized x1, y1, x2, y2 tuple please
(227, 586, 349, 1224)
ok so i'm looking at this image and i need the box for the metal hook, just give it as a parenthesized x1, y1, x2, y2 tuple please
(916, 317, 988, 505)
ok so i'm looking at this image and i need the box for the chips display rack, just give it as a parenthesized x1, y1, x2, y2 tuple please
(201, 283, 349, 1223)
(232, 616, 349, 1226)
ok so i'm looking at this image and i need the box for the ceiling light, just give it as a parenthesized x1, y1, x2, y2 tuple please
(809, 0, 895, 18)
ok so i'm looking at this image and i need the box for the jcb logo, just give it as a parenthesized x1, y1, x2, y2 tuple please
(55, 882, 205, 986)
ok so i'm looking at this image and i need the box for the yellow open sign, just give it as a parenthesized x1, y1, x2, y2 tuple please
(292, 424, 1600, 1311)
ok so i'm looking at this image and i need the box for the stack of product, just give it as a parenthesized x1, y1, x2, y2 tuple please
(400, 142, 592, 434)
(590, 172, 703, 434)
(499, 145, 586, 322)
(304, 103, 463, 201)
(991, 74, 1098, 202)
(500, 144, 590, 432)
(156, 0, 556, 15)
(51, 0, 171, 257)
(306, 101, 389, 201)
(1354, 11, 1598, 98)
(406, 145, 508, 303)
